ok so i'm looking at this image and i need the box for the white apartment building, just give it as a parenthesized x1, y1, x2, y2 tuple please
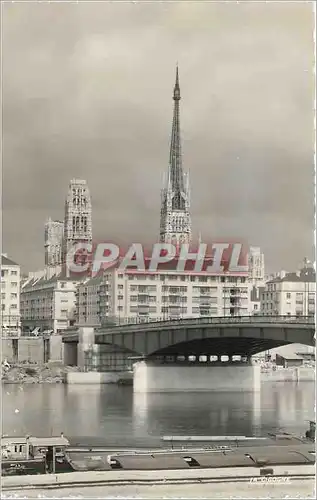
(260, 266, 315, 317)
(76, 267, 251, 327)
(1, 254, 21, 335)
(21, 273, 81, 333)
(248, 246, 265, 286)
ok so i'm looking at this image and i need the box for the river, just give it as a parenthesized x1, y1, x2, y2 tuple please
(2, 382, 314, 447)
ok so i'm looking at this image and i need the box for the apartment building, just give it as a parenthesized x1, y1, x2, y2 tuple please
(1, 254, 21, 335)
(76, 275, 103, 327)
(75, 267, 250, 327)
(260, 266, 315, 316)
(21, 273, 81, 333)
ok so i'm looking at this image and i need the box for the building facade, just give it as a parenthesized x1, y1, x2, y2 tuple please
(75, 268, 250, 327)
(21, 274, 81, 333)
(1, 254, 21, 335)
(260, 265, 315, 316)
(159, 67, 191, 246)
(44, 218, 64, 266)
(76, 275, 103, 327)
(62, 179, 92, 262)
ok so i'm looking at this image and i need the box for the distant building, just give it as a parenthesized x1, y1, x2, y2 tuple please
(62, 179, 92, 263)
(248, 284, 265, 315)
(248, 247, 265, 286)
(260, 264, 315, 316)
(21, 273, 82, 334)
(44, 218, 64, 266)
(1, 254, 21, 335)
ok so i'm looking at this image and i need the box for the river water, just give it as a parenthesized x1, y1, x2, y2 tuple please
(2, 382, 314, 447)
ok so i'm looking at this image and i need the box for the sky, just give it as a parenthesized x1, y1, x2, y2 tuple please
(2, 1, 315, 273)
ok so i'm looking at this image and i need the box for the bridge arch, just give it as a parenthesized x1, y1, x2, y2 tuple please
(94, 316, 314, 357)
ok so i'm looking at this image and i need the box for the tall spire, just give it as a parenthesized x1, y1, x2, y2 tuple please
(169, 65, 185, 209)
(159, 67, 191, 245)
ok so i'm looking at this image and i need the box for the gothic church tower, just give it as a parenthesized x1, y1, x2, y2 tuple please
(159, 67, 191, 245)
(62, 179, 92, 262)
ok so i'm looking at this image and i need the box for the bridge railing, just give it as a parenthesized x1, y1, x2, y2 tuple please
(97, 315, 315, 333)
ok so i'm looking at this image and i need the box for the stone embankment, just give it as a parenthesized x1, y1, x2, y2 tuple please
(2, 466, 315, 499)
(1, 363, 80, 384)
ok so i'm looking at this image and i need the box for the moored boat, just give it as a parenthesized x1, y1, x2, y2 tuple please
(1, 434, 75, 476)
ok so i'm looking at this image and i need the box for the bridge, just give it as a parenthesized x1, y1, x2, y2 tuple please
(62, 316, 315, 392)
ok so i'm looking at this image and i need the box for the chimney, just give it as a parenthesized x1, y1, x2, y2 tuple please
(280, 270, 286, 279)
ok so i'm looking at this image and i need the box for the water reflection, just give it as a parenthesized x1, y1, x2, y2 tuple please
(133, 391, 262, 438)
(2, 382, 314, 445)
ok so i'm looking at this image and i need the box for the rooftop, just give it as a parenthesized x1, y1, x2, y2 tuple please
(267, 268, 316, 284)
(1, 255, 19, 267)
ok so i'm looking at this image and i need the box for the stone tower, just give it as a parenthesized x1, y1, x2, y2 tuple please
(44, 218, 64, 266)
(62, 179, 92, 262)
(159, 67, 191, 245)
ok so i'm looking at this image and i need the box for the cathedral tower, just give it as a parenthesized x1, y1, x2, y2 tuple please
(159, 67, 191, 245)
(62, 179, 92, 262)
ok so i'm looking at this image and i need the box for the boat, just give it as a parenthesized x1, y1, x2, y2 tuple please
(1, 434, 75, 476)
(2, 429, 315, 476)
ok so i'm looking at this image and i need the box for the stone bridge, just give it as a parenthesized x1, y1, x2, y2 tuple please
(62, 316, 315, 392)
(63, 315, 315, 359)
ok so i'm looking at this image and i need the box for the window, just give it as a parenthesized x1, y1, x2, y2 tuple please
(11, 270, 17, 276)
(286, 293, 291, 299)
(10, 293, 17, 299)
(10, 304, 17, 309)
(118, 284, 124, 290)
(10, 282, 18, 288)
(1, 293, 5, 300)
(1, 270, 8, 277)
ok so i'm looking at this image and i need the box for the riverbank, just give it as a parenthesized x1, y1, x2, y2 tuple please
(1, 363, 79, 384)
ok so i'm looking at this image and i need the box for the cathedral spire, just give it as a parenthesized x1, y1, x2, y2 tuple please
(159, 67, 191, 245)
(169, 65, 185, 209)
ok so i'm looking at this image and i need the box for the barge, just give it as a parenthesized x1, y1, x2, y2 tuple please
(2, 428, 315, 476)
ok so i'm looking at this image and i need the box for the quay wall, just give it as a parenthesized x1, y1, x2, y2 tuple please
(2, 465, 315, 491)
(64, 366, 314, 385)
(261, 367, 315, 382)
(1, 337, 64, 364)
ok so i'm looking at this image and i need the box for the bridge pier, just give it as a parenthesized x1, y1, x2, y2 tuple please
(133, 359, 261, 393)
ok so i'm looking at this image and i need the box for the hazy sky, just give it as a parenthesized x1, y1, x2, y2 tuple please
(2, 1, 315, 273)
